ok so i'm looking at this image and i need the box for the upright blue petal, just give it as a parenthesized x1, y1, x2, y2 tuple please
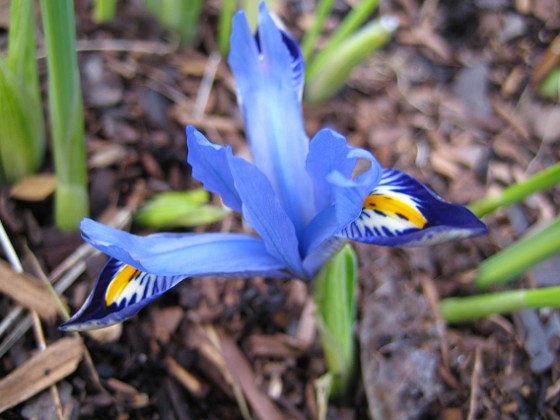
(228, 3, 314, 234)
(276, 29, 305, 101)
(338, 168, 488, 246)
(304, 129, 382, 254)
(306, 129, 358, 212)
(80, 219, 287, 277)
(306, 129, 382, 216)
(186, 126, 242, 212)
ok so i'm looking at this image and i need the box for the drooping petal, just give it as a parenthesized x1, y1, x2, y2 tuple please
(80, 219, 287, 277)
(228, 3, 314, 234)
(337, 168, 488, 246)
(227, 156, 307, 279)
(186, 126, 242, 212)
(59, 258, 187, 331)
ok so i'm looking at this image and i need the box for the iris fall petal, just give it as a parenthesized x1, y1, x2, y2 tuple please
(80, 219, 287, 277)
(337, 168, 488, 246)
(60, 258, 186, 331)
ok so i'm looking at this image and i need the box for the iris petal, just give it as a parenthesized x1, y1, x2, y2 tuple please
(186, 126, 242, 212)
(80, 219, 287, 276)
(337, 168, 488, 246)
(276, 29, 305, 101)
(227, 156, 307, 279)
(60, 258, 186, 331)
(303, 235, 346, 279)
(306, 129, 359, 212)
(228, 3, 314, 234)
(304, 129, 381, 254)
(306, 129, 382, 228)
(187, 126, 305, 279)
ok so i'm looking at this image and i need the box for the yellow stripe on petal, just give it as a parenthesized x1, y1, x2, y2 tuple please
(105, 264, 140, 306)
(363, 194, 428, 229)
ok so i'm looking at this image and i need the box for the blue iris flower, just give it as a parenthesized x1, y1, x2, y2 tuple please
(61, 4, 487, 331)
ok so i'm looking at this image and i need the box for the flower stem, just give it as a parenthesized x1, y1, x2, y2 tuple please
(313, 244, 357, 400)
(40, 0, 89, 230)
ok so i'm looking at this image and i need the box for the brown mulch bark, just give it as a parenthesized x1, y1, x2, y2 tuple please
(1, 0, 560, 418)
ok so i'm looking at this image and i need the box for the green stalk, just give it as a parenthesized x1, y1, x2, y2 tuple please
(133, 189, 230, 228)
(93, 0, 117, 23)
(539, 66, 560, 100)
(40, 0, 89, 230)
(144, 0, 203, 46)
(6, 0, 40, 94)
(306, 0, 380, 82)
(475, 216, 560, 289)
(163, 0, 202, 46)
(300, 0, 336, 62)
(313, 244, 357, 400)
(218, 0, 237, 56)
(469, 162, 560, 218)
(305, 16, 398, 104)
(242, 0, 260, 31)
(440, 286, 560, 323)
(0, 0, 45, 184)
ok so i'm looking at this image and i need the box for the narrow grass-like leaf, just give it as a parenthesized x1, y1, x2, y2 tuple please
(306, 0, 380, 82)
(475, 215, 560, 289)
(145, 0, 203, 46)
(134, 189, 230, 229)
(305, 16, 398, 103)
(218, 0, 237, 56)
(0, 64, 45, 184)
(0, 0, 44, 184)
(440, 286, 560, 323)
(93, 0, 117, 23)
(469, 162, 560, 218)
(6, 0, 40, 93)
(300, 0, 336, 62)
(315, 373, 333, 420)
(539, 66, 560, 101)
(242, 0, 260, 31)
(313, 244, 357, 400)
(40, 0, 89, 230)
